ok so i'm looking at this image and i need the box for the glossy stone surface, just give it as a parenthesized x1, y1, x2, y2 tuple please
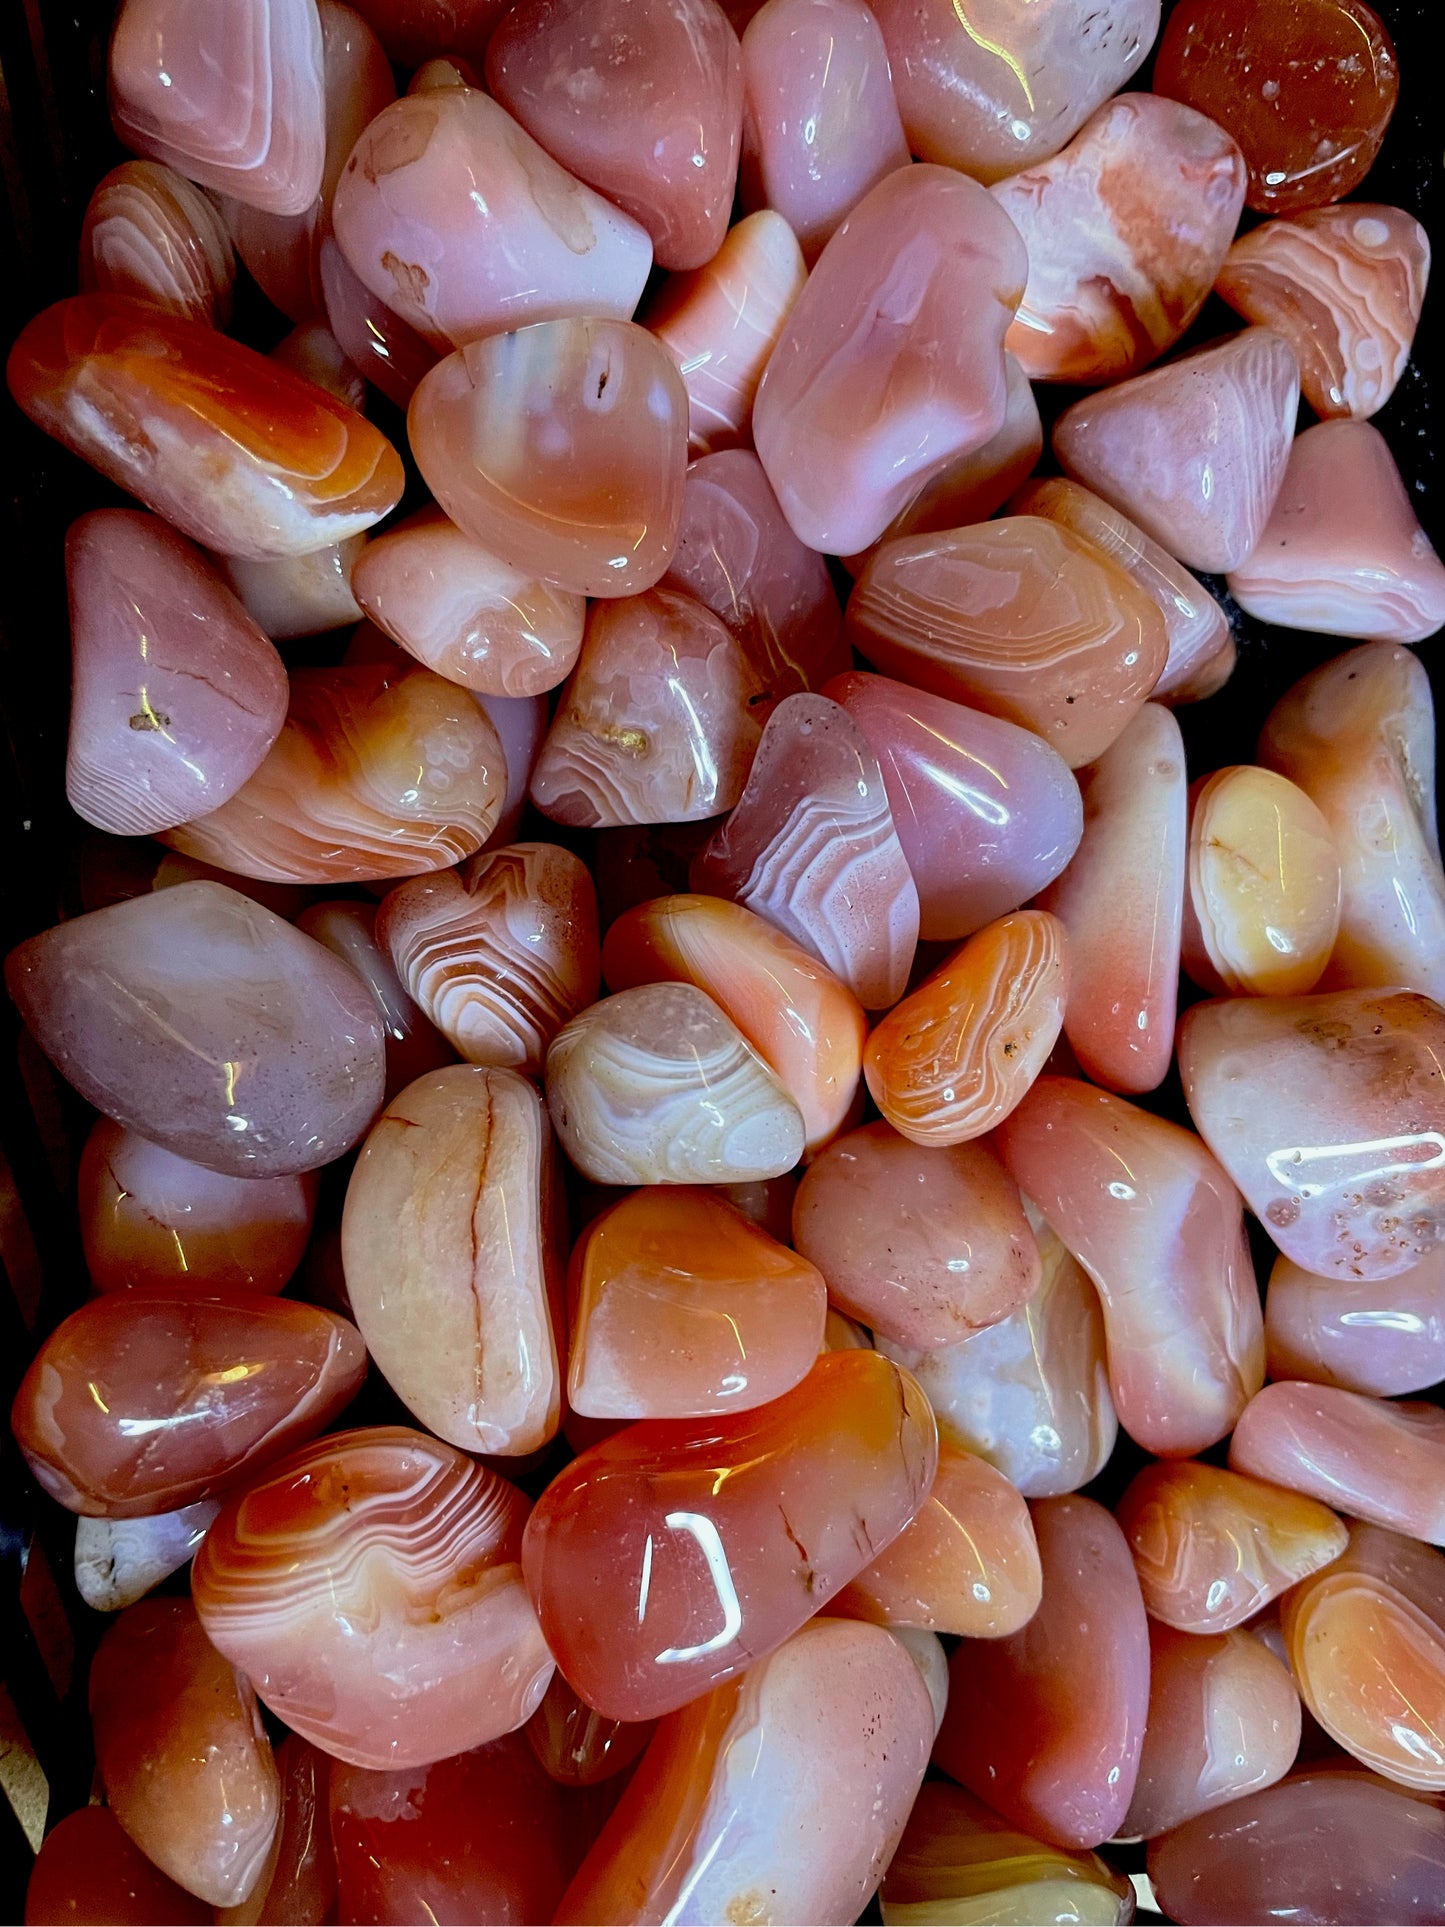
(753, 164, 1027, 554)
(318, 231, 437, 408)
(529, 591, 762, 828)
(603, 893, 865, 1156)
(75, 1501, 220, 1612)
(567, 1186, 826, 1418)
(219, 536, 364, 642)
(739, 0, 908, 261)
(342, 0, 508, 63)
(1266, 1247, 1445, 1396)
(527, 1672, 656, 1788)
(829, 672, 1083, 942)
(410, 320, 687, 599)
(997, 1077, 1265, 1457)
(193, 1426, 554, 1769)
(1053, 327, 1300, 573)
(878, 1206, 1117, 1498)
(1217, 203, 1431, 419)
(24, 1806, 208, 1927)
(271, 314, 367, 405)
(342, 1068, 563, 1455)
(1231, 1381, 1445, 1545)
(79, 1116, 316, 1297)
(1153, 0, 1399, 214)
(1229, 419, 1445, 643)
(1259, 642, 1445, 1003)
(545, 982, 806, 1184)
(1179, 987, 1445, 1281)
(647, 210, 806, 453)
(81, 160, 235, 324)
(523, 1349, 936, 1720)
(1039, 703, 1186, 1093)
(487, 0, 743, 271)
(865, 912, 1069, 1145)
(558, 1618, 933, 1926)
(868, 0, 1159, 182)
(1183, 765, 1341, 997)
(332, 88, 652, 349)
(219, 1734, 335, 1927)
(848, 519, 1168, 768)
(165, 662, 506, 884)
(794, 1124, 1040, 1348)
(935, 1496, 1149, 1851)
(295, 898, 455, 1100)
(11, 1288, 365, 1517)
(1116, 1460, 1349, 1635)
(5, 883, 386, 1176)
(996, 93, 1246, 384)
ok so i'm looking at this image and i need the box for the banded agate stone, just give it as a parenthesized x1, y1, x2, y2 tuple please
(75, 1502, 220, 1613)
(80, 160, 236, 324)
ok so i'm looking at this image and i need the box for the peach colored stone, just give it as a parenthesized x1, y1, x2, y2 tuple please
(219, 1734, 336, 1927)
(753, 164, 1027, 554)
(269, 317, 365, 405)
(81, 160, 235, 324)
(318, 232, 437, 408)
(219, 536, 364, 642)
(566, 1186, 826, 1418)
(526, 1672, 656, 1787)
(295, 898, 455, 1099)
(24, 1805, 209, 1927)
(1053, 327, 1300, 573)
(75, 1503, 221, 1613)
(793, 1123, 1040, 1348)
(996, 93, 1245, 384)
(487, 0, 743, 272)
(1266, 1247, 1445, 1397)
(996, 1077, 1265, 1457)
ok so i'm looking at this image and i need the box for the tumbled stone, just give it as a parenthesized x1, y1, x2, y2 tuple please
(1266, 1247, 1445, 1397)
(218, 536, 364, 642)
(526, 1672, 655, 1787)
(24, 1805, 208, 1927)
(81, 160, 236, 324)
(295, 898, 455, 1099)
(221, 1733, 336, 1927)
(75, 1502, 221, 1613)
(318, 232, 436, 408)
(342, 0, 508, 64)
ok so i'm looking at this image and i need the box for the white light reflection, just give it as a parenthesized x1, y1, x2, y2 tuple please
(652, 1511, 742, 1665)
(1264, 1132, 1445, 1198)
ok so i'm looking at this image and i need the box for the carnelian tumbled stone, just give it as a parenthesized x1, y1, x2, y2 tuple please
(522, 1348, 937, 1720)
(25, 1805, 207, 1926)
(527, 1671, 656, 1788)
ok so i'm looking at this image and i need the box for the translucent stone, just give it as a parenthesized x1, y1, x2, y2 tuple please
(332, 89, 652, 350)
(1053, 327, 1300, 573)
(996, 1076, 1265, 1456)
(218, 1734, 336, 1927)
(1038, 703, 1186, 1093)
(935, 1496, 1150, 1850)
(864, 912, 1069, 1145)
(1183, 765, 1341, 997)
(847, 518, 1168, 768)
(739, 0, 908, 261)
(486, 0, 743, 271)
(75, 1502, 221, 1612)
(828, 671, 1083, 942)
(566, 1185, 826, 1418)
(1179, 986, 1445, 1281)
(218, 536, 363, 642)
(4, 883, 386, 1177)
(342, 1067, 564, 1456)
(522, 1349, 937, 1719)
(558, 1619, 933, 1925)
(1228, 420, 1445, 644)
(793, 1123, 1041, 1348)
(1217, 203, 1431, 419)
(81, 160, 236, 324)
(526, 1672, 656, 1787)
(409, 320, 688, 599)
(24, 1806, 208, 1927)
(11, 1288, 365, 1517)
(341, 0, 509, 64)
(753, 164, 1027, 554)
(995, 93, 1246, 384)
(545, 982, 806, 1185)
(193, 1425, 555, 1769)
(7, 295, 403, 558)
(1115, 1460, 1349, 1634)
(1266, 1247, 1445, 1396)
(269, 316, 366, 407)
(477, 691, 547, 848)
(294, 898, 455, 1100)
(318, 231, 436, 408)
(1259, 642, 1445, 1003)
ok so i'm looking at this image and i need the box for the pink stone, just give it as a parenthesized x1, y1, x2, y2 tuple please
(409, 319, 688, 599)
(1228, 420, 1445, 644)
(64, 510, 287, 838)
(867, 0, 1159, 182)
(486, 0, 744, 272)
(407, 55, 484, 92)
(295, 899, 455, 1098)
(1266, 1247, 1445, 1397)
(827, 671, 1083, 942)
(1037, 703, 1186, 1093)
(351, 507, 586, 696)
(218, 537, 364, 642)
(1179, 986, 1445, 1282)
(318, 232, 437, 408)
(1229, 1381, 1445, 1546)
(995, 94, 1246, 384)
(995, 1076, 1265, 1457)
(341, 0, 509, 64)
(529, 590, 763, 827)
(269, 317, 365, 406)
(4, 882, 386, 1177)
(1053, 327, 1301, 572)
(692, 694, 919, 1009)
(332, 89, 653, 352)
(109, 0, 326, 216)
(1259, 642, 1445, 1003)
(753, 164, 1027, 554)
(1217, 203, 1431, 420)
(739, 0, 908, 262)
(477, 691, 547, 847)
(80, 161, 236, 325)
(934, 1496, 1150, 1851)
